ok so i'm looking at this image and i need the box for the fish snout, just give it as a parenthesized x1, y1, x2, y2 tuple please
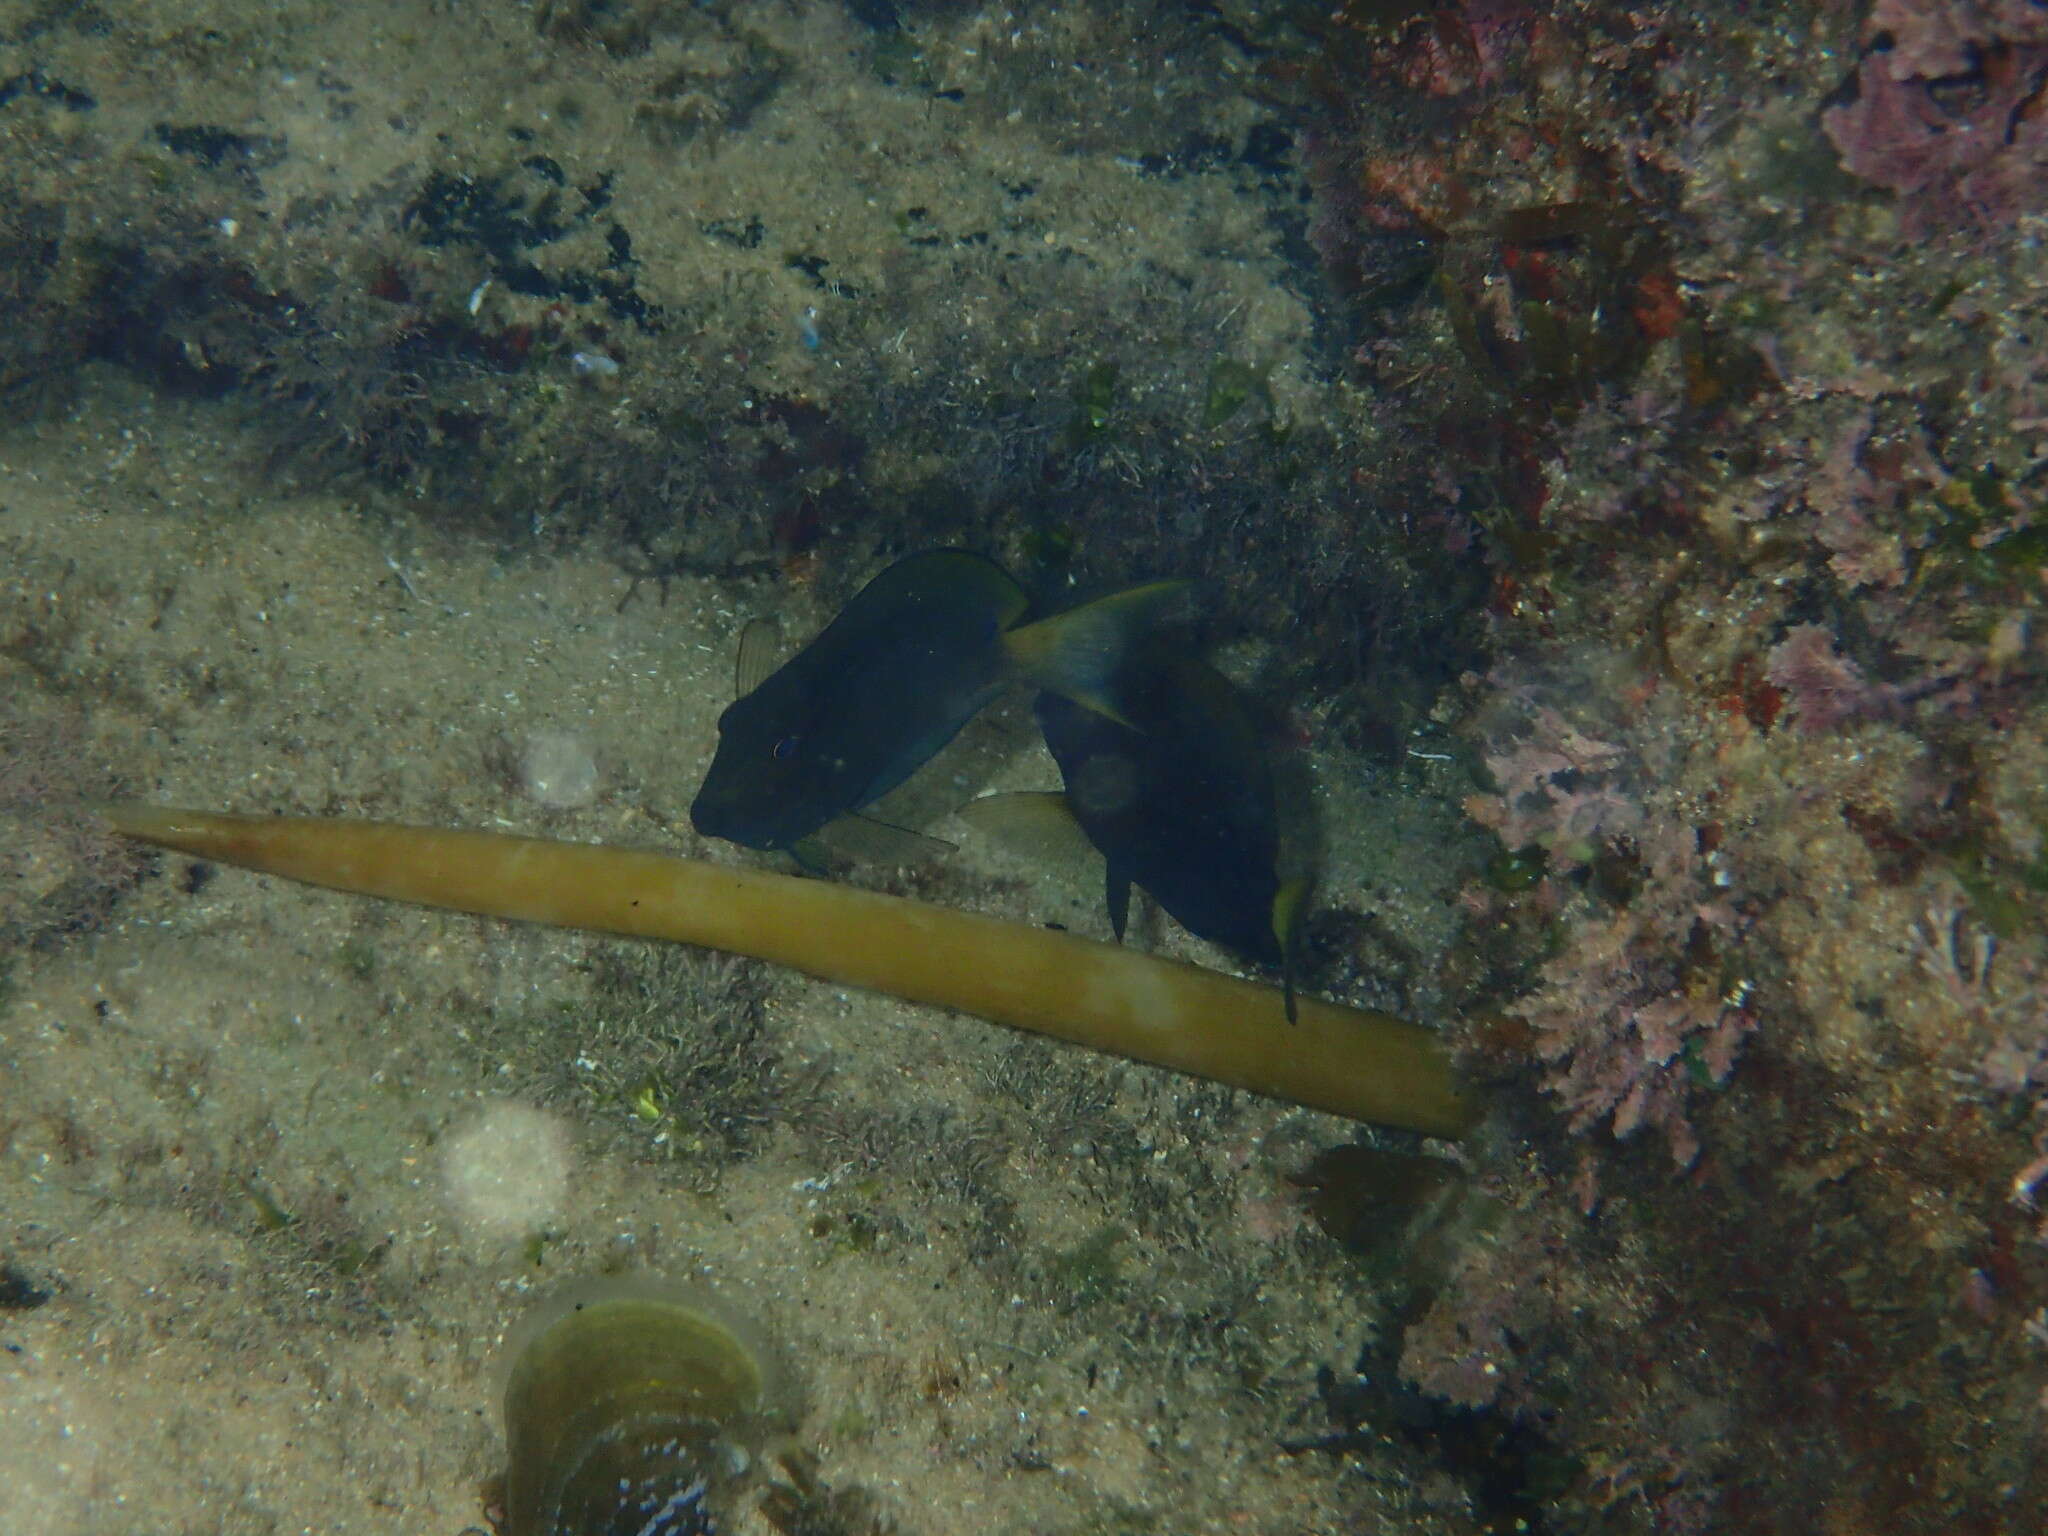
(689, 785, 795, 853)
(688, 789, 739, 843)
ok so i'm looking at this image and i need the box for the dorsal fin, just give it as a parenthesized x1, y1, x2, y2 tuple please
(1001, 579, 1193, 727)
(733, 618, 784, 700)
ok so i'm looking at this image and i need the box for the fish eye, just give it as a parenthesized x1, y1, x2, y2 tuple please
(771, 734, 800, 761)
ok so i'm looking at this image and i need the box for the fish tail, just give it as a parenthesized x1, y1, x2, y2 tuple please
(1272, 877, 1313, 1025)
(1002, 579, 1190, 726)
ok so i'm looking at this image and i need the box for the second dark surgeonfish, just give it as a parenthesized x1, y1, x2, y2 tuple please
(691, 549, 1184, 857)
(1035, 646, 1311, 1017)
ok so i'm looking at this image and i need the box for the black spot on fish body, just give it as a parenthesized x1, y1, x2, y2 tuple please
(1071, 752, 1141, 820)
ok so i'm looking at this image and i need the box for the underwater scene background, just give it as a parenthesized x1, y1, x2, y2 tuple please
(1, 0, 2045, 1530)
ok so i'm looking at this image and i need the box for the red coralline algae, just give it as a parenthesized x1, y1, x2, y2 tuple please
(1764, 624, 1876, 733)
(1822, 2, 2048, 234)
(1294, 0, 2048, 1522)
(1872, 0, 2048, 77)
(1463, 670, 1760, 1171)
(1802, 410, 1918, 590)
(1516, 820, 1756, 1172)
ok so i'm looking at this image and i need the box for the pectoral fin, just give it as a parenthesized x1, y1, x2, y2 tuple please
(814, 812, 957, 868)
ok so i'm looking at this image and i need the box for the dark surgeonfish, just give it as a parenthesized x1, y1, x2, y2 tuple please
(1033, 648, 1313, 1017)
(691, 549, 1185, 857)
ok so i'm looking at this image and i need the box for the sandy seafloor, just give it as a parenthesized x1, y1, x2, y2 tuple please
(0, 0, 1493, 1530)
(12, 0, 2048, 1528)
(0, 389, 1477, 1534)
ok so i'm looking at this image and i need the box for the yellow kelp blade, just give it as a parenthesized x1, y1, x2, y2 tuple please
(105, 806, 1479, 1139)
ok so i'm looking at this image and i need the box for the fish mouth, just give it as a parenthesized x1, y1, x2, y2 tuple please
(687, 795, 739, 842)
(689, 793, 793, 852)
